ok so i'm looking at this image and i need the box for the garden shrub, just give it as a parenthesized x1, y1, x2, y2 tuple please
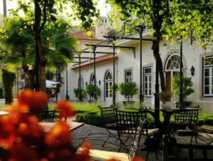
(74, 88, 87, 101)
(119, 82, 138, 102)
(173, 76, 194, 101)
(86, 84, 101, 101)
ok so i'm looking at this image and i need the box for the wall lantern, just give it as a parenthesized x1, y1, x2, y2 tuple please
(98, 80, 101, 85)
(190, 66, 195, 76)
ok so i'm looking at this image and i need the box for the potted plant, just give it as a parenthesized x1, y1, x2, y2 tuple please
(86, 84, 101, 102)
(119, 82, 138, 104)
(74, 88, 87, 102)
(173, 76, 194, 107)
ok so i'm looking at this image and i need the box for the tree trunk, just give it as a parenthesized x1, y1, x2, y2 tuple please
(34, 0, 46, 92)
(152, 0, 166, 126)
(2, 69, 15, 104)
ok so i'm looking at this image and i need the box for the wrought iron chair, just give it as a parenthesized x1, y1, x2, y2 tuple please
(98, 105, 118, 147)
(174, 106, 200, 143)
(39, 110, 58, 122)
(115, 109, 159, 160)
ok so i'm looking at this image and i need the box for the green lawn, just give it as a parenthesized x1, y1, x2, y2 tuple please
(2, 101, 213, 125)
(69, 102, 213, 125)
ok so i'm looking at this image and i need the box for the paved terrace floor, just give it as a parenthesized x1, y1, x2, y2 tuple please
(71, 123, 213, 161)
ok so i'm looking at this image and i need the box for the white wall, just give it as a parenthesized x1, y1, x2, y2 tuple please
(62, 38, 213, 112)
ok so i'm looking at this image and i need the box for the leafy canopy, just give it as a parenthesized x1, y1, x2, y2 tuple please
(108, 0, 213, 45)
(0, 16, 76, 73)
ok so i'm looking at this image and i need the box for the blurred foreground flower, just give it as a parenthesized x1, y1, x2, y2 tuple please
(56, 100, 76, 120)
(0, 89, 144, 161)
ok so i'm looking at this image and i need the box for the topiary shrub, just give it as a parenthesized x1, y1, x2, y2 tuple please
(173, 76, 194, 106)
(119, 82, 138, 102)
(86, 84, 101, 102)
(74, 88, 87, 101)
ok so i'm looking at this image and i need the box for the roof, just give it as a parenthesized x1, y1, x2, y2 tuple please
(71, 30, 105, 42)
(72, 55, 117, 70)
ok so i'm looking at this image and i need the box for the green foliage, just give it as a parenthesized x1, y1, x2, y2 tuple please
(2, 69, 16, 104)
(108, 0, 213, 46)
(0, 16, 77, 72)
(119, 82, 138, 102)
(110, 83, 119, 93)
(74, 88, 87, 101)
(86, 84, 101, 101)
(173, 76, 194, 99)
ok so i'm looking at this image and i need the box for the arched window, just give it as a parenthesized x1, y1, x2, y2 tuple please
(164, 54, 182, 101)
(104, 71, 112, 98)
(165, 54, 181, 72)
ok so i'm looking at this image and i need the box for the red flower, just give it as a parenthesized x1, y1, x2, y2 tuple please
(17, 89, 48, 113)
(31, 91, 48, 109)
(56, 100, 75, 120)
(18, 122, 29, 136)
(79, 141, 92, 156)
(6, 102, 29, 114)
(45, 121, 70, 147)
(132, 156, 145, 161)
(9, 142, 39, 161)
(17, 89, 34, 106)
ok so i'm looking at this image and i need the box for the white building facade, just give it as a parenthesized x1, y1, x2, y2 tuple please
(59, 19, 213, 112)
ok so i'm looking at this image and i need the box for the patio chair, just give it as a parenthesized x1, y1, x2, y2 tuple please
(174, 106, 200, 143)
(39, 110, 58, 122)
(97, 105, 118, 147)
(115, 109, 159, 160)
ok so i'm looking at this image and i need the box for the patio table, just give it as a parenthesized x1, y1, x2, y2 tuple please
(39, 121, 84, 132)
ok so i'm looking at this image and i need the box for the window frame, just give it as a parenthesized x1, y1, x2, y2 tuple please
(124, 68, 133, 83)
(203, 56, 213, 97)
(143, 66, 152, 97)
(104, 71, 113, 99)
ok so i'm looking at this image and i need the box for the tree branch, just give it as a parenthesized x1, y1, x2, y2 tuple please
(40, 0, 48, 32)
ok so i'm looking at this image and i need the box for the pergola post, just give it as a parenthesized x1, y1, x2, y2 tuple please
(135, 23, 146, 105)
(112, 42, 116, 106)
(179, 39, 183, 109)
(78, 55, 81, 90)
(65, 65, 69, 100)
(92, 45, 97, 100)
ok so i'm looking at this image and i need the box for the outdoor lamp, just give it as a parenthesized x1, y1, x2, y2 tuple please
(134, 23, 146, 33)
(98, 80, 101, 85)
(190, 66, 195, 76)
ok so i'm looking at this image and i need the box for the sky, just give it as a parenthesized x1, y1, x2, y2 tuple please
(0, 0, 111, 17)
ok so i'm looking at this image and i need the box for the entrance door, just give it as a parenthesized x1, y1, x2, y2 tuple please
(165, 54, 182, 101)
